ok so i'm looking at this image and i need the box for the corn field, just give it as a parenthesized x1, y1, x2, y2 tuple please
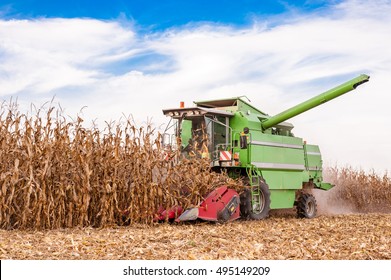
(1, 101, 391, 260)
(0, 101, 238, 229)
(1, 101, 390, 230)
(324, 166, 391, 213)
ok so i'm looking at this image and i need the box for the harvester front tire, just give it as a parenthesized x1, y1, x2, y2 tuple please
(240, 181, 271, 220)
(296, 193, 317, 219)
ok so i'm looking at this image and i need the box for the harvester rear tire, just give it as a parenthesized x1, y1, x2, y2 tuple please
(296, 193, 317, 219)
(240, 181, 271, 220)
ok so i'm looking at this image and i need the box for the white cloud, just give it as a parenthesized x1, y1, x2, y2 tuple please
(0, 18, 135, 96)
(0, 0, 390, 171)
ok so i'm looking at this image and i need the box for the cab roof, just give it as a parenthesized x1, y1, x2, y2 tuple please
(194, 96, 268, 115)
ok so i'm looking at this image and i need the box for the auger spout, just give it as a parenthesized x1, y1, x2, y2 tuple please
(261, 74, 370, 130)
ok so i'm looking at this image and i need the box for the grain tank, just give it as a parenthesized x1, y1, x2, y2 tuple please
(162, 74, 369, 221)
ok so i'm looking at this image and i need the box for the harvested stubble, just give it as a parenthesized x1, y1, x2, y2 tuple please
(0, 101, 238, 230)
(1, 214, 390, 260)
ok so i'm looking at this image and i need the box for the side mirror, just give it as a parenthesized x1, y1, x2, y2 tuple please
(162, 133, 171, 147)
(240, 134, 247, 149)
(240, 127, 249, 149)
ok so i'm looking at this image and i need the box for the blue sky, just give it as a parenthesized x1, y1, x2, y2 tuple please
(0, 0, 390, 171)
(1, 0, 333, 29)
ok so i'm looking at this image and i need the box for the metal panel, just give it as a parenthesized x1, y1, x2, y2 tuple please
(251, 140, 303, 149)
(253, 162, 305, 171)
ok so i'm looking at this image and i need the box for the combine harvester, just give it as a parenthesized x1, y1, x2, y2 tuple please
(160, 74, 369, 222)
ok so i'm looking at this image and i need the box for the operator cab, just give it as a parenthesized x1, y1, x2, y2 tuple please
(162, 103, 233, 160)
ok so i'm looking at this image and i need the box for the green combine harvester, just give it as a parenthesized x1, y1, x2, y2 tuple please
(161, 74, 369, 222)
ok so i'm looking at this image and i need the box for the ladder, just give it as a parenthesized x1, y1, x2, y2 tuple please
(246, 164, 262, 199)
